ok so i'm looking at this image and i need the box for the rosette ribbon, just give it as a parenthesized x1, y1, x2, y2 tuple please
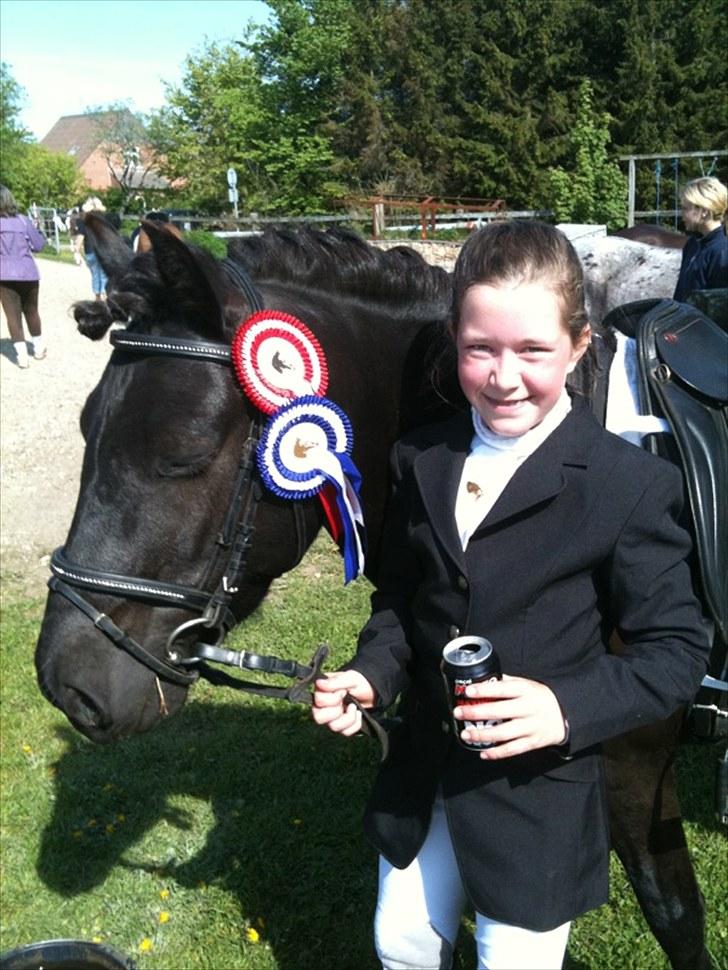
(256, 396, 366, 583)
(231, 311, 366, 583)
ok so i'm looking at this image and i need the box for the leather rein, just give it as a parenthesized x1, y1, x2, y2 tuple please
(47, 259, 329, 705)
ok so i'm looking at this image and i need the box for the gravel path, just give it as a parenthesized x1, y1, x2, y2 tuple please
(1, 258, 111, 596)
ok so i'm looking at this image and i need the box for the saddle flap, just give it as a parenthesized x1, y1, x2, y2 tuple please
(636, 303, 728, 646)
(644, 300, 728, 402)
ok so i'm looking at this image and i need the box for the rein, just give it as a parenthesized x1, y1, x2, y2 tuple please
(48, 261, 329, 705)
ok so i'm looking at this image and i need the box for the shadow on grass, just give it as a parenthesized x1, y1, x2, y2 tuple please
(33, 691, 724, 970)
(36, 698, 382, 969)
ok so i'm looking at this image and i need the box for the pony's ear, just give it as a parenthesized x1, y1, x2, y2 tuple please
(83, 213, 133, 279)
(141, 222, 225, 338)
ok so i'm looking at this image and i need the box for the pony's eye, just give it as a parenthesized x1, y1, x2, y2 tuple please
(155, 452, 216, 479)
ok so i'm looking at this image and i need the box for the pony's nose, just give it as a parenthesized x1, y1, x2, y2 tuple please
(63, 685, 110, 733)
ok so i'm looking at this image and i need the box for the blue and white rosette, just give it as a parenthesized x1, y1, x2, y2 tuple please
(257, 396, 365, 583)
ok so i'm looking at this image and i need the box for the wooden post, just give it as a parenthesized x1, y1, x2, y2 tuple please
(373, 202, 385, 239)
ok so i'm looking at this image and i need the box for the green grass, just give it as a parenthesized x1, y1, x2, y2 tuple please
(1, 541, 726, 969)
(37, 246, 77, 265)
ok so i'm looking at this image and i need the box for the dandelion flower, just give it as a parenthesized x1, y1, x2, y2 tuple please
(22, 744, 32, 754)
(159, 911, 170, 924)
(159, 888, 170, 900)
(246, 927, 260, 944)
(139, 939, 153, 953)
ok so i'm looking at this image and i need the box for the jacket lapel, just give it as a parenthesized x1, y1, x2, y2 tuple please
(413, 415, 471, 567)
(480, 396, 596, 530)
(411, 398, 600, 562)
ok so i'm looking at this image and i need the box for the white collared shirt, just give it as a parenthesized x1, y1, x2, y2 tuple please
(455, 390, 572, 550)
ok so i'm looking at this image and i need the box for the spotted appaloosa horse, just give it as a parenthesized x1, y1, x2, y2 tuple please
(35, 220, 713, 969)
(573, 235, 683, 328)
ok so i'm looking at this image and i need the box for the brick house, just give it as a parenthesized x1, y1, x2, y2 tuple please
(41, 111, 170, 192)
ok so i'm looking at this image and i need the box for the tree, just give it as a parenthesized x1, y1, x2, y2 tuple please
(546, 80, 626, 228)
(1, 61, 30, 142)
(149, 40, 270, 213)
(87, 105, 161, 211)
(5, 144, 85, 209)
(1, 63, 83, 207)
(144, 0, 727, 217)
(1, 62, 31, 190)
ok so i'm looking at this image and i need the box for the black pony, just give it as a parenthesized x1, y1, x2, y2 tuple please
(35, 219, 713, 970)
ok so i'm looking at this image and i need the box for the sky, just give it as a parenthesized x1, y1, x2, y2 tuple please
(1, 0, 272, 140)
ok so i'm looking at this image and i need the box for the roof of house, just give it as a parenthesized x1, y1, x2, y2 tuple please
(40, 111, 123, 163)
(40, 111, 173, 190)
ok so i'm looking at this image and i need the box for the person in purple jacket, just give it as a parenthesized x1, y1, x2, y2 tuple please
(0, 185, 47, 368)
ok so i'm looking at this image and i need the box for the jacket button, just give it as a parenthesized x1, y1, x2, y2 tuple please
(457, 575, 468, 591)
(448, 625, 460, 639)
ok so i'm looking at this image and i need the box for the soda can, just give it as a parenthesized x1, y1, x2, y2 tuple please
(441, 635, 502, 750)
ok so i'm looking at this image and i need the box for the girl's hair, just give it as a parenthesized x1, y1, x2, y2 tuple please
(0, 185, 19, 217)
(681, 176, 728, 223)
(452, 220, 589, 345)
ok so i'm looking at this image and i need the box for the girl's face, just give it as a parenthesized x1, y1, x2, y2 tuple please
(455, 281, 590, 437)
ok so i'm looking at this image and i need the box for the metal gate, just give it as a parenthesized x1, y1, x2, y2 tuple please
(26, 205, 62, 253)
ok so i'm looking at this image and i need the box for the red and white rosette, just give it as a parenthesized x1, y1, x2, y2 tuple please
(257, 396, 365, 583)
(231, 310, 329, 414)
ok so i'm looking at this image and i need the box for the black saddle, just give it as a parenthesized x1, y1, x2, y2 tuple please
(599, 299, 728, 680)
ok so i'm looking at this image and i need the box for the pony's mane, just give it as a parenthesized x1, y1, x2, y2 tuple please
(72, 225, 453, 342)
(227, 227, 451, 310)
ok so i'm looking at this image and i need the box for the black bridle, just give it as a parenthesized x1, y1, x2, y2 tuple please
(48, 260, 329, 703)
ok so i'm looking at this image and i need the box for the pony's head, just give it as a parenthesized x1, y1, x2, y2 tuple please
(35, 219, 325, 741)
(35, 219, 457, 742)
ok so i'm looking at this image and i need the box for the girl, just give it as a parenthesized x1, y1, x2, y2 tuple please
(673, 175, 727, 302)
(0, 184, 46, 368)
(313, 221, 710, 970)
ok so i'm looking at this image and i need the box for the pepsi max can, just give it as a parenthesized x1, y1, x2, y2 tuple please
(441, 635, 502, 750)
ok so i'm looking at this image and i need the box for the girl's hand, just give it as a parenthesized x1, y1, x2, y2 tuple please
(453, 675, 568, 759)
(312, 669, 376, 737)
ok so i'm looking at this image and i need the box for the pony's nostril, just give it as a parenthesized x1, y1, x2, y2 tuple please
(65, 687, 107, 730)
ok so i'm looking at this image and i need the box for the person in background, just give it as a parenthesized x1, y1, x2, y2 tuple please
(0, 184, 47, 368)
(673, 176, 728, 302)
(68, 207, 84, 265)
(79, 197, 109, 300)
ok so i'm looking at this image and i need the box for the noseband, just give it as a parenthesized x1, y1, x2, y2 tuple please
(48, 260, 328, 703)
